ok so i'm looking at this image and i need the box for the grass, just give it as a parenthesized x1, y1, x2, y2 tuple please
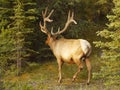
(1, 57, 120, 90)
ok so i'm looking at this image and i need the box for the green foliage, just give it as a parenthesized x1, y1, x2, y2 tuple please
(0, 0, 39, 75)
(94, 0, 120, 85)
(0, 0, 13, 30)
(39, 0, 113, 23)
(0, 29, 14, 74)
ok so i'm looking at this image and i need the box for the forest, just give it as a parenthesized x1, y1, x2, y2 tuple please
(0, 0, 120, 90)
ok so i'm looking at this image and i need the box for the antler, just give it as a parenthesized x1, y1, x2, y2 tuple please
(39, 7, 54, 34)
(51, 11, 77, 35)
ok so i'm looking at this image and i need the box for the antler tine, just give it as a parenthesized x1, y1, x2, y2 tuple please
(46, 9, 54, 22)
(47, 10, 54, 18)
(67, 10, 71, 21)
(56, 27, 61, 34)
(42, 7, 54, 23)
(45, 7, 48, 16)
(51, 27, 54, 35)
(71, 12, 74, 18)
(40, 8, 54, 35)
(39, 22, 47, 34)
(42, 7, 48, 18)
(71, 12, 77, 24)
(67, 11, 77, 25)
(42, 8, 54, 23)
(51, 27, 61, 35)
(58, 27, 60, 32)
(39, 21, 42, 27)
(51, 10, 77, 35)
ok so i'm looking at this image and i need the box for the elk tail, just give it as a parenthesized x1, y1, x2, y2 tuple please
(80, 47, 92, 61)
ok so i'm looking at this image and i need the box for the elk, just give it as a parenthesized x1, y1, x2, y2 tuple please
(39, 8, 92, 85)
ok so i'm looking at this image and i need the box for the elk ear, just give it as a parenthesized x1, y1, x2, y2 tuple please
(46, 35, 51, 45)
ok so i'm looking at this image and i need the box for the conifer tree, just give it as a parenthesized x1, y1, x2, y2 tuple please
(0, 0, 39, 75)
(10, 0, 39, 74)
(0, 0, 14, 75)
(94, 0, 120, 85)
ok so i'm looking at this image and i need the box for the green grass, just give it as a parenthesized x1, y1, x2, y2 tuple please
(1, 57, 120, 90)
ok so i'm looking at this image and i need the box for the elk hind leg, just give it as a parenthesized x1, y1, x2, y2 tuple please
(85, 58, 91, 85)
(72, 62, 82, 82)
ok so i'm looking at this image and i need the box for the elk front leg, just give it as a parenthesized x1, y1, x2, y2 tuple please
(85, 58, 91, 85)
(57, 59, 63, 83)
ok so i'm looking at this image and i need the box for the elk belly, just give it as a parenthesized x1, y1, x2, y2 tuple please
(60, 49, 81, 64)
(61, 53, 72, 62)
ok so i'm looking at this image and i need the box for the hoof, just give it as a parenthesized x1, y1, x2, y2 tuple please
(87, 82, 90, 85)
(58, 81, 61, 84)
(58, 80, 62, 84)
(80, 68, 83, 70)
(72, 78, 75, 82)
(72, 79, 74, 82)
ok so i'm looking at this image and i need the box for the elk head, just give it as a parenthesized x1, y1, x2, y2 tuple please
(39, 7, 77, 45)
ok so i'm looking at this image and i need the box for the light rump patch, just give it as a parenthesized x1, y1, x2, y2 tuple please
(80, 39, 91, 57)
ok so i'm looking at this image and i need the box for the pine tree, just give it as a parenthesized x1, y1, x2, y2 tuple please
(11, 0, 26, 75)
(0, 0, 39, 75)
(0, 0, 14, 75)
(10, 0, 39, 75)
(94, 0, 120, 85)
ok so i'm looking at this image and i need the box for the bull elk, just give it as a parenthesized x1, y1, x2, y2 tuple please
(39, 8, 92, 84)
